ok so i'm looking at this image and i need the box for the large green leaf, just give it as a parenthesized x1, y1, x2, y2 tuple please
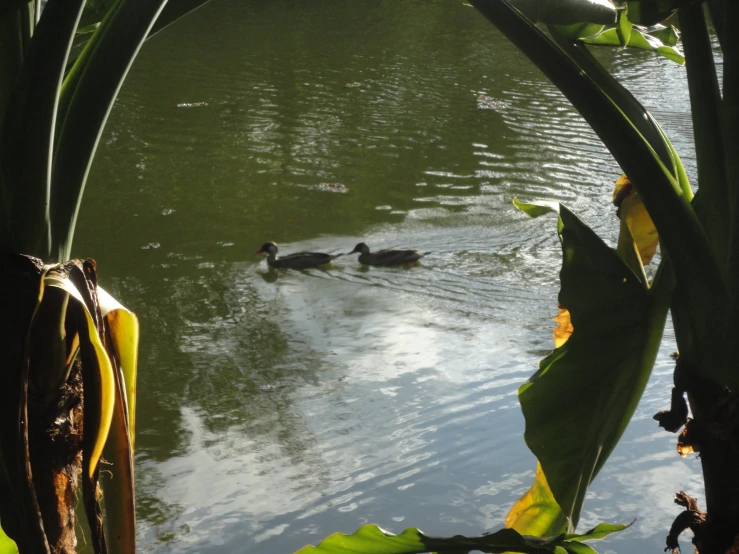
(506, 462, 568, 537)
(515, 204, 670, 527)
(295, 522, 628, 554)
(623, 0, 678, 26)
(581, 26, 684, 64)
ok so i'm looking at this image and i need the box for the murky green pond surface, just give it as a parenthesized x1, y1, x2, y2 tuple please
(74, 1, 703, 552)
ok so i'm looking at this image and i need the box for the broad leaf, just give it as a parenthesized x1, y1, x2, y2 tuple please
(616, 9, 631, 48)
(555, 22, 604, 40)
(506, 463, 568, 537)
(512, 197, 559, 217)
(648, 24, 679, 46)
(516, 204, 669, 527)
(623, 0, 678, 26)
(581, 27, 684, 64)
(566, 522, 634, 542)
(295, 522, 627, 554)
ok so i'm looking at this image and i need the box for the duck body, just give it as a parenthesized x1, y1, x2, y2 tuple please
(348, 242, 428, 267)
(256, 242, 342, 270)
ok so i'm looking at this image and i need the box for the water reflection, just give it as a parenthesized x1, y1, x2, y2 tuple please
(73, 0, 702, 552)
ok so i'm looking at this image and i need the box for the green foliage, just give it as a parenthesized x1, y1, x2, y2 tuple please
(581, 26, 684, 63)
(514, 204, 669, 528)
(296, 522, 630, 554)
(0, 0, 213, 262)
(0, 1, 210, 553)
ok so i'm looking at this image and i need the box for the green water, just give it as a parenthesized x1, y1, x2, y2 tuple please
(74, 1, 702, 552)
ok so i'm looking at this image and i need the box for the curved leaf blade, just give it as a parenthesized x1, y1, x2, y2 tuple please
(581, 27, 684, 64)
(98, 287, 138, 554)
(513, 197, 560, 217)
(519, 205, 668, 527)
(98, 286, 139, 446)
(565, 521, 634, 542)
(506, 463, 568, 537)
(52, 0, 169, 260)
(45, 275, 115, 478)
(294, 523, 614, 554)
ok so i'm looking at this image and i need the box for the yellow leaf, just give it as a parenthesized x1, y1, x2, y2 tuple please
(98, 287, 139, 554)
(45, 275, 115, 478)
(553, 306, 573, 348)
(612, 175, 659, 266)
(98, 286, 139, 449)
(506, 463, 568, 536)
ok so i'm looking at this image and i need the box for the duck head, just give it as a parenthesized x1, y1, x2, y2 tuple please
(256, 242, 278, 256)
(348, 242, 370, 255)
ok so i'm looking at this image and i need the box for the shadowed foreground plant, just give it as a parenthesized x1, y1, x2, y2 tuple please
(0, 0, 210, 552)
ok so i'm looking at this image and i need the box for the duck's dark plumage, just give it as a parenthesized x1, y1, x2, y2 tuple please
(348, 242, 428, 266)
(256, 242, 342, 269)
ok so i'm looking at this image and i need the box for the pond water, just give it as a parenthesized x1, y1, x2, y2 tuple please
(73, 1, 704, 552)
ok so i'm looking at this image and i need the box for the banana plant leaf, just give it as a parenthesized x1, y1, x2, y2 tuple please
(623, 0, 678, 26)
(581, 27, 684, 64)
(295, 522, 629, 554)
(506, 463, 567, 538)
(98, 286, 139, 554)
(512, 201, 671, 528)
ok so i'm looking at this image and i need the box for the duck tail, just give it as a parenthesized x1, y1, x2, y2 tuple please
(422, 251, 432, 256)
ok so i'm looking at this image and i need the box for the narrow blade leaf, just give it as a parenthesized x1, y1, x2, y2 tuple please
(45, 273, 115, 478)
(98, 287, 138, 554)
(52, 0, 169, 260)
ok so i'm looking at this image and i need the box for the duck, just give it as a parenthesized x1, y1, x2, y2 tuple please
(255, 242, 343, 270)
(348, 242, 429, 266)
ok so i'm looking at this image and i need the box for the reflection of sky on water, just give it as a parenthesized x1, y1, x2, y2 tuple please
(132, 227, 700, 553)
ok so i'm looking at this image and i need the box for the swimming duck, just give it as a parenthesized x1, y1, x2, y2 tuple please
(256, 242, 342, 270)
(348, 242, 428, 266)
